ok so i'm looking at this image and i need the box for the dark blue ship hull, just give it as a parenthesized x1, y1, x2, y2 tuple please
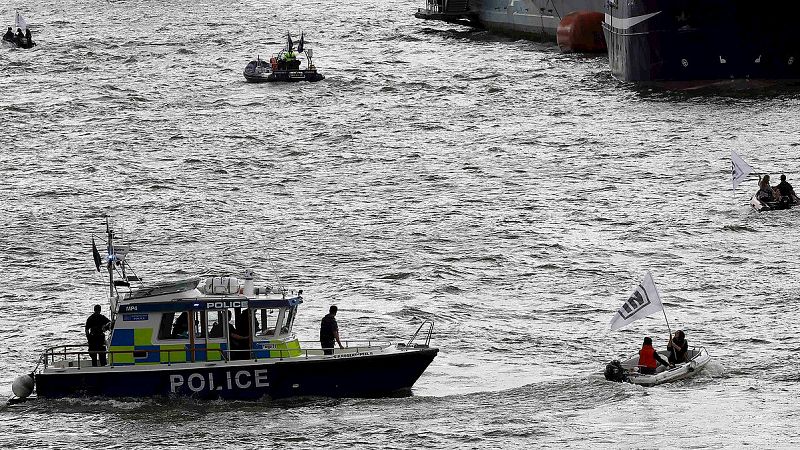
(35, 348, 438, 400)
(603, 0, 800, 84)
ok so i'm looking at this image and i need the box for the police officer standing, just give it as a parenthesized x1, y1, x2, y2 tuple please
(85, 304, 111, 366)
(320, 305, 344, 355)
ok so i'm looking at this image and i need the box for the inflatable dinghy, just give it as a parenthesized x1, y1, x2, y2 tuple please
(604, 347, 711, 387)
(751, 194, 800, 212)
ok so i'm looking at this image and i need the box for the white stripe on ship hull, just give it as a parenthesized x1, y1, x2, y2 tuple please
(604, 11, 661, 30)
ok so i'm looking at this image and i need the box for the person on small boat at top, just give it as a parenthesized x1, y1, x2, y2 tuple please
(320, 305, 344, 355)
(638, 336, 672, 374)
(667, 330, 688, 364)
(757, 175, 778, 203)
(24, 28, 33, 47)
(2, 27, 13, 42)
(776, 175, 797, 202)
(14, 28, 24, 47)
(85, 304, 111, 367)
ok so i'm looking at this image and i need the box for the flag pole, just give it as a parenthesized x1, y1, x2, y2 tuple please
(651, 271, 672, 340)
(662, 308, 672, 341)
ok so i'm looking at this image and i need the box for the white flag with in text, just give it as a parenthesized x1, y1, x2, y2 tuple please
(609, 272, 664, 331)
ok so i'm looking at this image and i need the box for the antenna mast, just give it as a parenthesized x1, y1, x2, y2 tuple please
(105, 218, 115, 298)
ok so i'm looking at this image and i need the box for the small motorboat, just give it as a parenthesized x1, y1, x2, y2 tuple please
(9, 220, 437, 401)
(244, 32, 324, 83)
(751, 194, 800, 212)
(604, 347, 711, 387)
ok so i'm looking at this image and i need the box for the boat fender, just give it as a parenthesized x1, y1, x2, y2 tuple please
(556, 11, 607, 53)
(11, 373, 34, 399)
(604, 360, 628, 382)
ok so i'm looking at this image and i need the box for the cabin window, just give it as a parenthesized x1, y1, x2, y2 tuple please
(158, 311, 190, 340)
(193, 311, 206, 338)
(281, 306, 297, 334)
(254, 308, 278, 337)
(207, 310, 227, 338)
(235, 309, 257, 338)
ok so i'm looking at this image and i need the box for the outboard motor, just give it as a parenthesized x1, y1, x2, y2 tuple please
(604, 360, 628, 383)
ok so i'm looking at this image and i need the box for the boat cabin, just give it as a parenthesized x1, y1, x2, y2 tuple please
(107, 276, 303, 366)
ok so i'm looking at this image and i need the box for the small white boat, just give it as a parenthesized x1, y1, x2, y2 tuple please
(604, 347, 711, 386)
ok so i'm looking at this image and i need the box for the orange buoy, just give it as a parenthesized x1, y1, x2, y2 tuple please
(557, 11, 607, 53)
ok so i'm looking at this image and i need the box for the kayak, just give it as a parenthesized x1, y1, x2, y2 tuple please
(604, 347, 711, 386)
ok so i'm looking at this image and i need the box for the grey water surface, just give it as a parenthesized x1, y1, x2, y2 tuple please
(1, 0, 800, 448)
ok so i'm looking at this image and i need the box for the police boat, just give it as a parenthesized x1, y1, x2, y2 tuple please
(243, 32, 324, 83)
(603, 347, 711, 387)
(9, 223, 437, 402)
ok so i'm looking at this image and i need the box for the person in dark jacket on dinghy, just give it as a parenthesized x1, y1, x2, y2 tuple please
(2, 27, 13, 42)
(667, 330, 688, 364)
(776, 175, 798, 203)
(638, 337, 672, 374)
(14, 28, 24, 47)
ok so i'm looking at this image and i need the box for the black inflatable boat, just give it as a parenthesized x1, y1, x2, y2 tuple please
(751, 194, 800, 212)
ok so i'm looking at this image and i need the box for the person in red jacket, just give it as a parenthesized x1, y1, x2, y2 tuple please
(638, 336, 672, 374)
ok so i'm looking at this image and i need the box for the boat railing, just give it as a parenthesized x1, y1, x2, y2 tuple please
(39, 345, 232, 370)
(404, 319, 434, 348)
(38, 340, 397, 370)
(295, 340, 393, 355)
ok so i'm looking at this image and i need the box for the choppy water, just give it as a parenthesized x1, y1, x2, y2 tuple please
(2, 0, 800, 447)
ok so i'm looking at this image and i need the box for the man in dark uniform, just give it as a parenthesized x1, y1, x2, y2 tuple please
(85, 304, 111, 366)
(319, 305, 344, 355)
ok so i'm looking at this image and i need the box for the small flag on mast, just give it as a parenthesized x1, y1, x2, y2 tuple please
(297, 32, 304, 53)
(609, 272, 664, 331)
(91, 238, 102, 272)
(731, 151, 754, 190)
(287, 32, 293, 51)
